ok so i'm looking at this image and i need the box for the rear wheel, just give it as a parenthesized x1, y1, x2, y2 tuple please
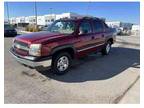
(52, 52, 71, 75)
(101, 41, 112, 55)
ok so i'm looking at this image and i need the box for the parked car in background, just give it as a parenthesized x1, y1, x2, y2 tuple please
(10, 17, 116, 75)
(115, 27, 122, 35)
(4, 24, 17, 37)
(41, 25, 50, 31)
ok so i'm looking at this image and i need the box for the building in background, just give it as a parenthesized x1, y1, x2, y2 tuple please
(8, 12, 137, 34)
(56, 12, 82, 20)
(25, 17, 30, 23)
(132, 25, 140, 31)
(44, 14, 56, 25)
(106, 21, 135, 35)
(106, 21, 133, 30)
(28, 16, 36, 24)
(37, 16, 45, 25)
(131, 24, 140, 35)
(15, 17, 25, 24)
(9, 17, 16, 24)
(9, 12, 82, 26)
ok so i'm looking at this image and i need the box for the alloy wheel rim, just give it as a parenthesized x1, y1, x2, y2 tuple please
(57, 56, 69, 72)
(106, 43, 111, 53)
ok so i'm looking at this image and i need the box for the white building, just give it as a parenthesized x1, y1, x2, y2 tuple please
(25, 17, 30, 23)
(106, 21, 133, 30)
(8, 12, 82, 26)
(44, 14, 56, 25)
(28, 16, 36, 24)
(9, 17, 16, 24)
(106, 21, 121, 28)
(132, 25, 140, 31)
(15, 17, 25, 24)
(56, 12, 82, 20)
(37, 16, 45, 25)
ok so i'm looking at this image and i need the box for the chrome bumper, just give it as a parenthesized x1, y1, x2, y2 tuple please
(9, 49, 52, 68)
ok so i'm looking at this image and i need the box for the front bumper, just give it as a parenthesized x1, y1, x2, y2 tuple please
(9, 48, 52, 68)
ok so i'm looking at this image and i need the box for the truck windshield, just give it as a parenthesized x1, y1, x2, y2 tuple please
(48, 20, 76, 34)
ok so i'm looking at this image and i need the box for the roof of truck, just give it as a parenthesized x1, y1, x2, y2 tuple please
(58, 16, 102, 21)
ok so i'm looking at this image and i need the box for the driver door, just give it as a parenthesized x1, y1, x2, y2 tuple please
(76, 20, 96, 54)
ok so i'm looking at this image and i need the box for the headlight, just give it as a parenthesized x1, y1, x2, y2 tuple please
(29, 44, 41, 56)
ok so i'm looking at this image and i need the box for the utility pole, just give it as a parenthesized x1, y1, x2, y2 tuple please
(6, 2, 10, 24)
(34, 2, 38, 29)
(50, 8, 52, 22)
(86, 1, 91, 16)
(50, 8, 52, 15)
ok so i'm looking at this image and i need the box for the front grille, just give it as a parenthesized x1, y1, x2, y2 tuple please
(13, 40, 29, 51)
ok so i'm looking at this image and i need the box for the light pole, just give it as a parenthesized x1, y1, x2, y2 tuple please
(34, 2, 38, 30)
(50, 8, 53, 23)
(50, 8, 52, 15)
(86, 1, 91, 16)
(6, 2, 10, 24)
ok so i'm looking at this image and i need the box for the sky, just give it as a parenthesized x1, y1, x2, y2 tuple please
(4, 2, 140, 24)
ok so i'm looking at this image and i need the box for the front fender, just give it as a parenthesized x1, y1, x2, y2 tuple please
(50, 44, 76, 55)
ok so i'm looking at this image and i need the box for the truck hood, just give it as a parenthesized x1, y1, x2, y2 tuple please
(15, 31, 67, 43)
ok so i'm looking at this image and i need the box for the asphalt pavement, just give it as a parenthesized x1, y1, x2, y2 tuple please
(4, 35, 140, 103)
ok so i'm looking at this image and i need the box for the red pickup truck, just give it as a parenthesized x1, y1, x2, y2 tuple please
(10, 17, 116, 75)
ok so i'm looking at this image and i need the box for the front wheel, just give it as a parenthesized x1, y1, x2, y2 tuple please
(52, 52, 71, 75)
(101, 41, 112, 55)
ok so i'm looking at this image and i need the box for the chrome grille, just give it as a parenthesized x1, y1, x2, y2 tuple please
(13, 40, 29, 51)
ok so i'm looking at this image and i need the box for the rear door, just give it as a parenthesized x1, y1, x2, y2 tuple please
(92, 20, 106, 46)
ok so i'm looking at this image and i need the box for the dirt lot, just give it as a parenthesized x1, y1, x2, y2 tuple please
(4, 35, 140, 103)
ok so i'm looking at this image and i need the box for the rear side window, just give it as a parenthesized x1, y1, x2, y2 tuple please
(79, 21, 92, 34)
(93, 20, 104, 33)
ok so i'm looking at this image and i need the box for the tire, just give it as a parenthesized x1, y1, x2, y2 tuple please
(101, 41, 112, 55)
(51, 52, 72, 75)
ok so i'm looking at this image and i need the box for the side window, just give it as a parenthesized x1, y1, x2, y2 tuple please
(79, 21, 92, 35)
(93, 21, 104, 33)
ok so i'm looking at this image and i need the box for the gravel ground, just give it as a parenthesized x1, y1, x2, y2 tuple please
(4, 35, 140, 103)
